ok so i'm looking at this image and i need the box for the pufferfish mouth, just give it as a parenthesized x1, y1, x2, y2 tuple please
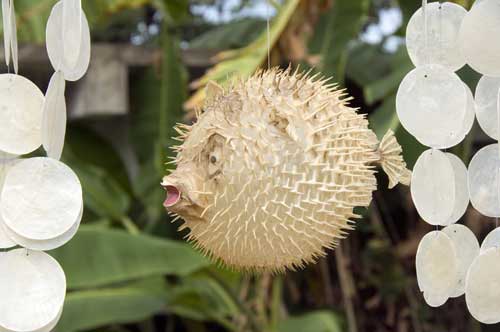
(162, 183, 181, 208)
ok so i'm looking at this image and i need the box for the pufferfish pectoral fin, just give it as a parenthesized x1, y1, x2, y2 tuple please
(378, 130, 411, 189)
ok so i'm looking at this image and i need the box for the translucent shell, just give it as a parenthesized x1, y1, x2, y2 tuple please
(0, 156, 17, 249)
(46, 0, 90, 81)
(465, 248, 500, 324)
(0, 250, 66, 332)
(411, 149, 455, 225)
(1, 157, 83, 241)
(475, 75, 500, 140)
(396, 65, 467, 149)
(416, 231, 458, 299)
(62, 0, 83, 69)
(42, 71, 67, 160)
(1, 202, 82, 251)
(468, 144, 500, 217)
(459, 0, 500, 76)
(423, 292, 449, 308)
(444, 153, 469, 225)
(0, 74, 44, 155)
(406, 2, 467, 71)
(442, 224, 479, 298)
(480, 228, 500, 254)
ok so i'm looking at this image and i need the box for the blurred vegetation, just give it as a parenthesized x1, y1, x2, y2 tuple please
(5, 0, 497, 331)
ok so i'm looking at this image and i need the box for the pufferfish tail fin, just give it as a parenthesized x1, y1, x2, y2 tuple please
(378, 130, 411, 189)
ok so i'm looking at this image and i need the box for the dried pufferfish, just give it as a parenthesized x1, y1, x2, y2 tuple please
(162, 68, 410, 272)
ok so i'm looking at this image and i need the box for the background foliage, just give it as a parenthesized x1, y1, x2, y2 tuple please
(4, 0, 496, 331)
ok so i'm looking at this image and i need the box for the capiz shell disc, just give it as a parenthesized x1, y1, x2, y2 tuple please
(459, 0, 500, 76)
(416, 231, 458, 297)
(46, 0, 90, 81)
(475, 75, 500, 140)
(1, 157, 83, 240)
(0, 74, 44, 155)
(466, 248, 500, 324)
(468, 144, 500, 217)
(0, 249, 66, 332)
(480, 228, 500, 254)
(396, 65, 467, 149)
(442, 224, 479, 297)
(411, 149, 455, 225)
(423, 292, 449, 307)
(406, 2, 467, 71)
(0, 156, 17, 249)
(42, 71, 67, 160)
(2, 202, 82, 251)
(444, 153, 470, 225)
(62, 0, 83, 68)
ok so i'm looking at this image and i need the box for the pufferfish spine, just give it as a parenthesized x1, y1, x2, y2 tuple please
(163, 68, 410, 272)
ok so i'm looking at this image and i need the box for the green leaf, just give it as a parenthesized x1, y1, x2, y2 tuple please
(64, 124, 132, 194)
(189, 18, 266, 50)
(317, 0, 369, 83)
(369, 94, 400, 139)
(129, 24, 187, 227)
(54, 278, 167, 332)
(167, 275, 240, 323)
(363, 62, 413, 105)
(184, 0, 300, 110)
(49, 226, 209, 289)
(68, 162, 131, 220)
(277, 311, 343, 332)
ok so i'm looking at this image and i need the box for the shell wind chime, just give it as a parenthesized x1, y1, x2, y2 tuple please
(0, 0, 90, 331)
(399, 0, 500, 324)
(162, 68, 411, 272)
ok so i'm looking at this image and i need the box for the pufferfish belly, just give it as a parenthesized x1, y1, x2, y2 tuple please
(162, 68, 410, 272)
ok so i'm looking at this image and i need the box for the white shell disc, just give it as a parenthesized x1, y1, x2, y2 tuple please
(62, 0, 83, 69)
(465, 248, 500, 324)
(475, 75, 500, 140)
(0, 217, 14, 249)
(468, 144, 500, 217)
(2, 202, 82, 251)
(406, 2, 467, 71)
(0, 74, 44, 155)
(416, 231, 458, 297)
(411, 149, 455, 225)
(46, 0, 91, 81)
(0, 249, 66, 332)
(423, 292, 449, 307)
(459, 0, 500, 76)
(396, 65, 467, 149)
(1, 157, 83, 240)
(0, 307, 62, 332)
(442, 224, 480, 298)
(0, 157, 18, 249)
(480, 228, 500, 254)
(444, 153, 470, 225)
(42, 71, 67, 160)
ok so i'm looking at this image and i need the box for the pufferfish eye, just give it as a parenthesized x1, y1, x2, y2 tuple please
(210, 155, 217, 164)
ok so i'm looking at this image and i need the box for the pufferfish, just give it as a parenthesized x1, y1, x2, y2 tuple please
(162, 68, 410, 272)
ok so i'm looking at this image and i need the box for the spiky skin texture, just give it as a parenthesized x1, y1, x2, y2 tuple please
(163, 68, 410, 272)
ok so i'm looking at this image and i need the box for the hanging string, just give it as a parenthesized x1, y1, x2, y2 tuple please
(266, 0, 271, 70)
